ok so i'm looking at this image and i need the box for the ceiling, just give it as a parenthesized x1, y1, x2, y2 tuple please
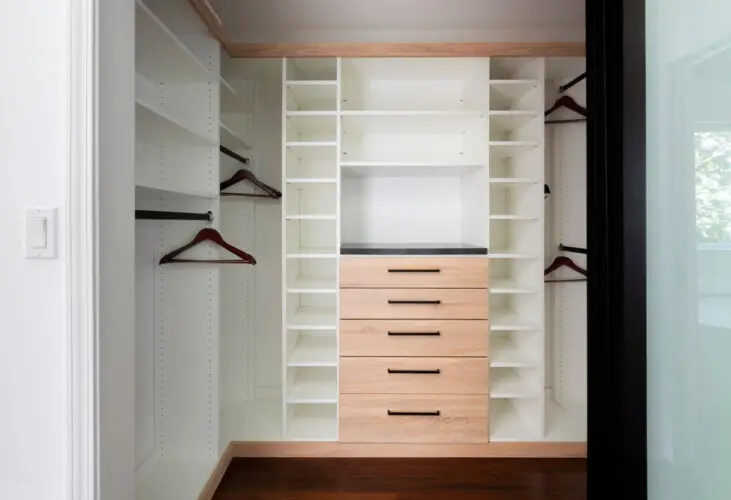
(208, 0, 585, 43)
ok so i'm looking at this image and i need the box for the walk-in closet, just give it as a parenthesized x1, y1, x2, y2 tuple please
(130, 1, 587, 498)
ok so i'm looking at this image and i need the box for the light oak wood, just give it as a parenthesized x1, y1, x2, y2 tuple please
(230, 441, 587, 458)
(197, 442, 234, 500)
(227, 42, 586, 58)
(340, 319, 488, 357)
(339, 394, 488, 443)
(340, 357, 488, 394)
(340, 288, 488, 320)
(340, 256, 488, 289)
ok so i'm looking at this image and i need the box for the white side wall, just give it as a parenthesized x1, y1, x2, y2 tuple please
(0, 1, 71, 499)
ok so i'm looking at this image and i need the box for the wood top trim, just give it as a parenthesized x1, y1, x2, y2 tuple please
(226, 42, 585, 58)
(231, 441, 587, 458)
(186, 3, 585, 58)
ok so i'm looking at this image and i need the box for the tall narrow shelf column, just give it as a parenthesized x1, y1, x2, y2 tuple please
(282, 58, 341, 441)
(487, 57, 546, 442)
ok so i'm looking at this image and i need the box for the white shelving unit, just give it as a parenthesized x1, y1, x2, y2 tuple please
(282, 58, 341, 441)
(487, 57, 546, 442)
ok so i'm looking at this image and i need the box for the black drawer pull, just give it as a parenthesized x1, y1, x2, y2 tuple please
(387, 410, 441, 416)
(387, 368, 441, 374)
(388, 268, 441, 273)
(388, 331, 441, 336)
(388, 300, 441, 305)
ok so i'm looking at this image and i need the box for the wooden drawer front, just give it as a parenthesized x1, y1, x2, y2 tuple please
(340, 288, 488, 320)
(340, 257, 488, 289)
(339, 394, 488, 443)
(340, 357, 488, 395)
(340, 320, 489, 357)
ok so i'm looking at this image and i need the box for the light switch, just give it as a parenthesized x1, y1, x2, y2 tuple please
(25, 207, 57, 259)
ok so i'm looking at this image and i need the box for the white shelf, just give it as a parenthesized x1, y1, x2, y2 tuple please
(341, 111, 485, 133)
(489, 80, 541, 98)
(287, 278, 337, 294)
(490, 311, 540, 331)
(285, 215, 337, 221)
(287, 368, 338, 403)
(341, 162, 483, 178)
(285, 80, 338, 86)
(135, 0, 211, 83)
(136, 99, 216, 146)
(287, 306, 337, 329)
(488, 251, 538, 259)
(490, 142, 539, 160)
(136, 458, 218, 500)
(219, 120, 251, 150)
(489, 400, 540, 442)
(489, 215, 537, 221)
(286, 141, 337, 147)
(136, 184, 217, 200)
(287, 334, 337, 367)
(489, 279, 538, 294)
(490, 369, 540, 399)
(490, 110, 539, 125)
(286, 405, 338, 441)
(490, 337, 539, 368)
(489, 178, 539, 185)
(286, 82, 337, 112)
(286, 178, 337, 184)
(287, 111, 337, 117)
(286, 248, 338, 259)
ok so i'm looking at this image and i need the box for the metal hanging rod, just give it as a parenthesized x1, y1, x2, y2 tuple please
(559, 72, 586, 93)
(559, 244, 587, 255)
(135, 210, 213, 222)
(546, 118, 587, 125)
(220, 145, 249, 165)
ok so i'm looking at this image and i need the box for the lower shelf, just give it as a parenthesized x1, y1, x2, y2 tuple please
(544, 400, 587, 442)
(136, 458, 218, 500)
(286, 403, 338, 441)
(489, 399, 542, 442)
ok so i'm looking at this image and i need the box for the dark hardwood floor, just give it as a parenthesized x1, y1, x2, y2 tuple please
(213, 458, 586, 499)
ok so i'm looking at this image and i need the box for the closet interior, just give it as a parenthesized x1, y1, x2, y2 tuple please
(132, 1, 587, 498)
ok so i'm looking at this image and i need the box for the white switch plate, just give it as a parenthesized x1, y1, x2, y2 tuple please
(25, 207, 57, 259)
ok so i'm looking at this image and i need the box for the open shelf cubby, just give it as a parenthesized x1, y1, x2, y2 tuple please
(285, 144, 338, 180)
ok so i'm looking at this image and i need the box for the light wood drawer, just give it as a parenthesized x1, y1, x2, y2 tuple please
(339, 394, 488, 443)
(340, 320, 489, 357)
(340, 257, 488, 289)
(340, 288, 488, 320)
(340, 357, 488, 395)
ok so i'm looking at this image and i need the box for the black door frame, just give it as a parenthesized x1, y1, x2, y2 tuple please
(587, 1, 647, 498)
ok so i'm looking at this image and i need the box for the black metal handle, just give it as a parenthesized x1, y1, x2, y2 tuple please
(387, 410, 441, 416)
(388, 268, 441, 273)
(387, 369, 441, 374)
(388, 331, 441, 336)
(388, 300, 441, 305)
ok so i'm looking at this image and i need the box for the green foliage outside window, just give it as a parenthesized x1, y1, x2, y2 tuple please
(696, 132, 731, 243)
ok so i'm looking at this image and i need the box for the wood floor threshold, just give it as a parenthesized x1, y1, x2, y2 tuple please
(230, 441, 586, 458)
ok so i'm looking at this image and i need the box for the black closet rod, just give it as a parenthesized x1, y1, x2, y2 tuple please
(559, 72, 586, 93)
(559, 244, 587, 255)
(135, 210, 213, 222)
(220, 145, 249, 165)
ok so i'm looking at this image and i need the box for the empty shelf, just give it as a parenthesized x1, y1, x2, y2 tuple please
(219, 120, 251, 150)
(489, 178, 539, 185)
(286, 404, 337, 441)
(490, 369, 540, 399)
(135, 0, 211, 83)
(489, 400, 540, 442)
(136, 100, 216, 146)
(490, 337, 539, 368)
(286, 178, 338, 184)
(288, 335, 337, 367)
(490, 312, 540, 331)
(489, 279, 538, 294)
(287, 278, 338, 293)
(287, 307, 337, 329)
(287, 368, 337, 403)
(341, 162, 483, 177)
(286, 248, 338, 259)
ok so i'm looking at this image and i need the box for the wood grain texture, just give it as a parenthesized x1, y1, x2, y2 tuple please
(226, 42, 586, 58)
(340, 357, 488, 394)
(340, 394, 488, 443)
(340, 288, 489, 320)
(340, 319, 489, 357)
(212, 457, 586, 499)
(340, 256, 488, 289)
(229, 442, 586, 458)
(198, 443, 235, 500)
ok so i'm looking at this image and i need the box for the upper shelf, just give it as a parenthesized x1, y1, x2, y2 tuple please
(135, 0, 212, 83)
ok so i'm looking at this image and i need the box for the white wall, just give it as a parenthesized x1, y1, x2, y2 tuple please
(0, 1, 71, 499)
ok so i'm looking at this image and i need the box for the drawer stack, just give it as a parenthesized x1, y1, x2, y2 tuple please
(339, 256, 490, 443)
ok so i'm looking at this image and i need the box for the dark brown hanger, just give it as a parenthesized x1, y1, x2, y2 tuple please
(159, 228, 256, 265)
(220, 169, 282, 199)
(544, 256, 587, 278)
(545, 95, 587, 119)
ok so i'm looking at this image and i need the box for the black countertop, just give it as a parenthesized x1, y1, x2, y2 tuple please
(340, 242, 488, 256)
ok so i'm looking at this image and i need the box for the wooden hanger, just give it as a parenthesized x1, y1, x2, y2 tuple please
(544, 256, 587, 277)
(159, 228, 256, 265)
(545, 95, 587, 121)
(220, 169, 282, 199)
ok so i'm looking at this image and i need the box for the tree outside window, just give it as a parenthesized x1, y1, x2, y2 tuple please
(695, 131, 731, 244)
